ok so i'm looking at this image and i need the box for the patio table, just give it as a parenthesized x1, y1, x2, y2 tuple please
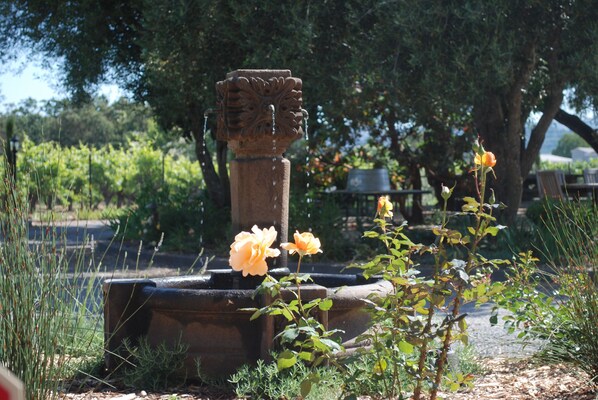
(324, 189, 431, 221)
(563, 183, 598, 206)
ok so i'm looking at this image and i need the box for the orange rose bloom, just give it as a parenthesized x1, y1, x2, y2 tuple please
(229, 225, 280, 277)
(474, 151, 497, 168)
(376, 195, 394, 219)
(281, 231, 322, 257)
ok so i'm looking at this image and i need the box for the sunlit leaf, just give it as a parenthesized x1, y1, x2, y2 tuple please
(298, 351, 314, 362)
(277, 350, 297, 371)
(373, 358, 387, 374)
(318, 298, 333, 311)
(398, 340, 414, 354)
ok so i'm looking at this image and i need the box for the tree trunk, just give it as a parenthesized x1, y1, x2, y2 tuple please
(521, 82, 564, 176)
(473, 38, 561, 223)
(474, 95, 523, 223)
(554, 109, 598, 153)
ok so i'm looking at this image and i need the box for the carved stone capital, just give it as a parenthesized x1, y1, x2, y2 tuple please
(216, 70, 304, 157)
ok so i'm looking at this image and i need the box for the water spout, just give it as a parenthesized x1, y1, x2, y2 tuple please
(200, 109, 216, 248)
(301, 108, 312, 230)
(268, 104, 276, 136)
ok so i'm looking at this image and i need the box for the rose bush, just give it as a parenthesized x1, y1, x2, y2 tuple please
(229, 226, 341, 397)
(344, 140, 508, 400)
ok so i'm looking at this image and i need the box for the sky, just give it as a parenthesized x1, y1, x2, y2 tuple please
(0, 55, 123, 109)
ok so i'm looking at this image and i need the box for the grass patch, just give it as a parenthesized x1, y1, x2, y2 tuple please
(0, 174, 104, 399)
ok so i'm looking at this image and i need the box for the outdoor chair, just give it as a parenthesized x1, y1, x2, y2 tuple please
(583, 168, 598, 184)
(536, 170, 566, 200)
(343, 168, 391, 218)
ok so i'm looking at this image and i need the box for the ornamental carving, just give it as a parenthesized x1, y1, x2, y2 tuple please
(216, 70, 304, 148)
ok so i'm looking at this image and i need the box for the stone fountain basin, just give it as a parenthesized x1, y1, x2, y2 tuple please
(103, 270, 392, 377)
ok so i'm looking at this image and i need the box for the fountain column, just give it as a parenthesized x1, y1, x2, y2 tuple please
(216, 70, 304, 270)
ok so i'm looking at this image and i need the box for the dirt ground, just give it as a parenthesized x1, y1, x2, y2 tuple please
(441, 357, 596, 400)
(60, 357, 596, 400)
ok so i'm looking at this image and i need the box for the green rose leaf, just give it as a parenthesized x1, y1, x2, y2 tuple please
(300, 379, 312, 398)
(318, 298, 333, 311)
(277, 350, 297, 371)
(398, 340, 414, 354)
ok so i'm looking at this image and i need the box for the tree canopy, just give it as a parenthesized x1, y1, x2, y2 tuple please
(2, 1, 598, 219)
(346, 0, 598, 219)
(552, 132, 589, 158)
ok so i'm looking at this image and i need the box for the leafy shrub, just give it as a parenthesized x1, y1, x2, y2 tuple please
(16, 136, 201, 212)
(289, 192, 360, 261)
(112, 185, 230, 252)
(537, 158, 598, 174)
(351, 144, 507, 400)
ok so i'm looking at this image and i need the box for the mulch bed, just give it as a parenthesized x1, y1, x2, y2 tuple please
(442, 357, 596, 400)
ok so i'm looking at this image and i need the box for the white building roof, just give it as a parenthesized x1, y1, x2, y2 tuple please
(540, 154, 572, 163)
(571, 147, 597, 161)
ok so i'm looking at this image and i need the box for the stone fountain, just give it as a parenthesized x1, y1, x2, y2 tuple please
(103, 70, 391, 377)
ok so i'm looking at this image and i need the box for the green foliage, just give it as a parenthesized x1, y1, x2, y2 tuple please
(246, 245, 343, 397)
(537, 158, 598, 174)
(500, 201, 598, 381)
(5, 0, 598, 218)
(1, 133, 227, 252)
(114, 182, 229, 252)
(498, 250, 598, 382)
(230, 358, 343, 400)
(341, 344, 482, 398)
(15, 134, 199, 199)
(0, 166, 103, 400)
(249, 272, 343, 380)
(552, 132, 590, 157)
(1, 134, 231, 253)
(122, 336, 189, 391)
(289, 193, 360, 262)
(451, 344, 484, 377)
(341, 351, 412, 398)
(525, 199, 597, 263)
(1, 97, 153, 147)
(493, 215, 541, 259)
(348, 0, 598, 220)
